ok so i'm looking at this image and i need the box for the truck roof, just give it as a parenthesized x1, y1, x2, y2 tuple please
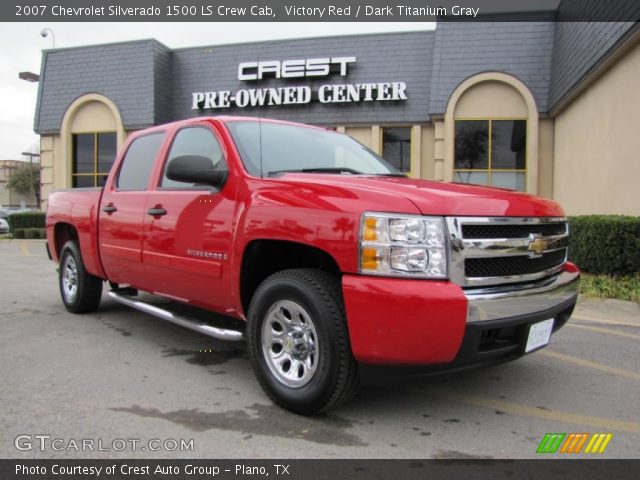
(129, 116, 326, 138)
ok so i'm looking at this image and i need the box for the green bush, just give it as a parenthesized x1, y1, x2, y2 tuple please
(8, 211, 45, 232)
(23, 228, 46, 239)
(12, 229, 26, 239)
(568, 215, 640, 276)
(579, 273, 640, 303)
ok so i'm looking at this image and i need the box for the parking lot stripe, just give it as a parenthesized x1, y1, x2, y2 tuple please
(431, 388, 640, 433)
(20, 244, 31, 256)
(539, 350, 640, 381)
(566, 323, 640, 341)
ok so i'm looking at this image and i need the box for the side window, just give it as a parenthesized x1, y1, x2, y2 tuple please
(161, 127, 226, 188)
(117, 132, 165, 190)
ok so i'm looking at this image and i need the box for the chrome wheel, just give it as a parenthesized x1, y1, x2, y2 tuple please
(261, 299, 319, 388)
(62, 254, 78, 303)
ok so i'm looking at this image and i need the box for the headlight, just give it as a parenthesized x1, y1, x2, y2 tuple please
(360, 213, 448, 278)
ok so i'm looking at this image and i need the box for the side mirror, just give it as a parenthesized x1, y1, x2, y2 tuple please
(166, 155, 227, 188)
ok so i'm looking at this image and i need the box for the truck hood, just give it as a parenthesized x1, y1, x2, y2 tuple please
(278, 174, 565, 217)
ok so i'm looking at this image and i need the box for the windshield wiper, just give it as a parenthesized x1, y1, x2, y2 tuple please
(267, 167, 364, 177)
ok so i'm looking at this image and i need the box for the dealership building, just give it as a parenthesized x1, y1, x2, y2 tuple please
(33, 14, 640, 215)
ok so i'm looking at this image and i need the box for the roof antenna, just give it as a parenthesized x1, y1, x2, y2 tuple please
(257, 49, 264, 179)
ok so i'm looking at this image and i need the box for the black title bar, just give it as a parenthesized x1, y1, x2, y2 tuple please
(4, 0, 640, 22)
(2, 459, 639, 480)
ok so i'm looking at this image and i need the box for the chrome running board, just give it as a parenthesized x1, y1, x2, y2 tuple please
(107, 291, 244, 341)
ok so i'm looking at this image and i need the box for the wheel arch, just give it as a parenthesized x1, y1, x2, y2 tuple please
(239, 239, 342, 316)
(53, 222, 79, 259)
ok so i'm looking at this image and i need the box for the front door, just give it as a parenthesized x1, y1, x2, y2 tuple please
(142, 125, 236, 312)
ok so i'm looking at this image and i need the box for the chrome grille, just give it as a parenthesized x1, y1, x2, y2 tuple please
(465, 250, 567, 278)
(462, 223, 567, 239)
(446, 217, 569, 287)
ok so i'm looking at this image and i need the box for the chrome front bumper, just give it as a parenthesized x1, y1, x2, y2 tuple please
(465, 270, 579, 323)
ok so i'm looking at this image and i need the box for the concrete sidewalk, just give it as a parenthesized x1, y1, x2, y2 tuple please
(574, 297, 640, 326)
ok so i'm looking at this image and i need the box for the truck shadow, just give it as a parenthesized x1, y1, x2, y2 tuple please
(98, 295, 543, 433)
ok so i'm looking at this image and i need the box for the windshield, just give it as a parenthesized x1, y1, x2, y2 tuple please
(226, 121, 400, 177)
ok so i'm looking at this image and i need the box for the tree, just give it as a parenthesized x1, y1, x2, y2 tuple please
(7, 163, 40, 206)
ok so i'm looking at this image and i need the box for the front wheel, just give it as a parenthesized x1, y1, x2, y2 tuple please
(247, 269, 359, 414)
(59, 241, 103, 313)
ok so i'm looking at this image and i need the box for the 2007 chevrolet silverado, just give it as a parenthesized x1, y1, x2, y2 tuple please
(46, 116, 579, 413)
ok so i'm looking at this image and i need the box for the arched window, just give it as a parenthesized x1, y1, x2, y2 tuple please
(445, 73, 539, 194)
(61, 94, 125, 189)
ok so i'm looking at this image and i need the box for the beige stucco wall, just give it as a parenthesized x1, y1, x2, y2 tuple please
(454, 81, 528, 117)
(39, 134, 63, 210)
(553, 43, 640, 215)
(70, 101, 118, 132)
(420, 124, 435, 180)
(537, 119, 554, 199)
(345, 126, 373, 151)
(433, 119, 445, 181)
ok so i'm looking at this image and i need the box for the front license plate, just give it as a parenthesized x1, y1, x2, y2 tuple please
(525, 318, 554, 353)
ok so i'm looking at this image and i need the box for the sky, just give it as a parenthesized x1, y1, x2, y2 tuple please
(0, 22, 435, 161)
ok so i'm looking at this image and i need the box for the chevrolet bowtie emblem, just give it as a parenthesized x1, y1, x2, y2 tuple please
(527, 234, 548, 257)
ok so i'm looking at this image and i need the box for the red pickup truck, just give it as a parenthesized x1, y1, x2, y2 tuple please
(46, 116, 579, 413)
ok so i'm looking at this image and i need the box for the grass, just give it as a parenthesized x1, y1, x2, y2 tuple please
(578, 273, 640, 303)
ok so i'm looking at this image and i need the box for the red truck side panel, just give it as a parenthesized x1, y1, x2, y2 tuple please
(142, 189, 237, 311)
(234, 178, 422, 271)
(46, 189, 106, 279)
(98, 190, 149, 288)
(342, 274, 468, 364)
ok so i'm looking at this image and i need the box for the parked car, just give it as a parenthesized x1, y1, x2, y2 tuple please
(45, 116, 579, 414)
(0, 218, 9, 234)
(1, 207, 34, 219)
(10, 208, 39, 215)
(0, 208, 14, 219)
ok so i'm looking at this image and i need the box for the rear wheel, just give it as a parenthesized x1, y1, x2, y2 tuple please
(248, 269, 359, 414)
(59, 241, 103, 313)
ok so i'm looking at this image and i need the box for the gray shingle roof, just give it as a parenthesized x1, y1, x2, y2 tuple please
(550, 20, 638, 110)
(34, 39, 168, 134)
(428, 21, 556, 115)
(33, 17, 638, 133)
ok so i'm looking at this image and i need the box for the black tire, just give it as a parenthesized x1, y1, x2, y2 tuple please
(247, 269, 359, 414)
(59, 240, 103, 313)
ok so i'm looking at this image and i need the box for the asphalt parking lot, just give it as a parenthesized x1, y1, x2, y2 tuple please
(1, 239, 639, 459)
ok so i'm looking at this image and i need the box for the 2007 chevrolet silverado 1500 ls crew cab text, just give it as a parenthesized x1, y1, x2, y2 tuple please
(46, 116, 579, 414)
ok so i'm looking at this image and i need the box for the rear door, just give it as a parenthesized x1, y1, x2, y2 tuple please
(142, 124, 236, 312)
(99, 131, 166, 288)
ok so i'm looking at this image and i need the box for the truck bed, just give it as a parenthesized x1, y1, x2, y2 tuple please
(46, 187, 105, 278)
